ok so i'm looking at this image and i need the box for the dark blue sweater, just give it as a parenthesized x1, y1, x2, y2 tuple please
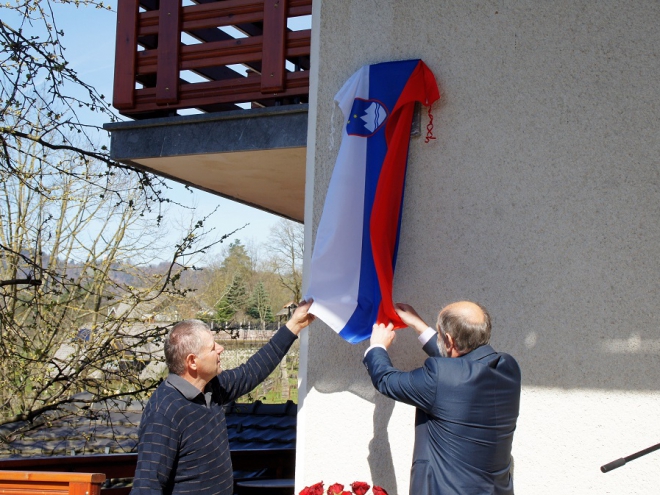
(131, 326, 298, 495)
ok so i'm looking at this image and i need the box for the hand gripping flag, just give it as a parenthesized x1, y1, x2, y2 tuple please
(306, 59, 440, 343)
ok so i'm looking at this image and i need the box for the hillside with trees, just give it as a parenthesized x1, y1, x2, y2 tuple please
(187, 225, 304, 331)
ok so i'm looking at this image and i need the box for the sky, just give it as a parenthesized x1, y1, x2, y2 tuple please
(37, 0, 297, 260)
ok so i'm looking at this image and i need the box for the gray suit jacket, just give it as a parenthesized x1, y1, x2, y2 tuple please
(363, 336, 521, 495)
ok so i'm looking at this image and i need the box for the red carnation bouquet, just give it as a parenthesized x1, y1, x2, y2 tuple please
(299, 481, 388, 495)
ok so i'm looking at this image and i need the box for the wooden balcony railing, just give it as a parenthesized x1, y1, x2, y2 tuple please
(113, 0, 312, 119)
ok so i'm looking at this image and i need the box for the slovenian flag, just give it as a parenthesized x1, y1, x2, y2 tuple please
(306, 59, 440, 343)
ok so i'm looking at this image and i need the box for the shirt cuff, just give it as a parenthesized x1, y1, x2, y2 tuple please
(364, 344, 387, 357)
(418, 327, 437, 346)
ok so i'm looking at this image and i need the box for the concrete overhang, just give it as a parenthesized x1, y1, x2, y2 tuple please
(104, 105, 308, 222)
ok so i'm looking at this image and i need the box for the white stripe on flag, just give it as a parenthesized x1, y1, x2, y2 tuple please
(306, 67, 370, 334)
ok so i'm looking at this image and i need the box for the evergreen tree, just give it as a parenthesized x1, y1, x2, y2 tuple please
(263, 304, 274, 323)
(247, 282, 274, 326)
(214, 274, 248, 323)
(214, 297, 236, 323)
(221, 240, 253, 281)
(226, 274, 249, 313)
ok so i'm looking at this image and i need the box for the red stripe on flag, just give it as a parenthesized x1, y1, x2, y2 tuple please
(370, 61, 441, 327)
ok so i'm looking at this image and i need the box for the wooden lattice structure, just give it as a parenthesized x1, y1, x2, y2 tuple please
(113, 0, 312, 118)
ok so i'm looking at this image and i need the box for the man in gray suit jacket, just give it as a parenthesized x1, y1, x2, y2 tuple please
(363, 301, 521, 495)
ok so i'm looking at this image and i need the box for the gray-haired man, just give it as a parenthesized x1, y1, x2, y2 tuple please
(131, 300, 314, 495)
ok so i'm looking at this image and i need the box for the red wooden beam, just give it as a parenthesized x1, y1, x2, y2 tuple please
(125, 71, 308, 115)
(138, 38, 262, 75)
(260, 0, 287, 94)
(137, 10, 159, 36)
(113, 0, 139, 110)
(139, 0, 266, 37)
(137, 30, 309, 75)
(184, 0, 264, 22)
(286, 29, 312, 56)
(175, 70, 308, 103)
(180, 36, 264, 70)
(288, 0, 312, 17)
(155, 0, 181, 105)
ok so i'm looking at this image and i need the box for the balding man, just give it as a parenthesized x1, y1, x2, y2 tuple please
(131, 300, 314, 495)
(363, 301, 521, 495)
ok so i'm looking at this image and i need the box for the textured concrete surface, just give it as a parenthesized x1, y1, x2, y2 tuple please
(298, 1, 660, 494)
(105, 105, 308, 159)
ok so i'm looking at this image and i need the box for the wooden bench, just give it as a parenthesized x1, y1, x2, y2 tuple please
(0, 448, 295, 495)
(0, 471, 105, 495)
(0, 455, 135, 495)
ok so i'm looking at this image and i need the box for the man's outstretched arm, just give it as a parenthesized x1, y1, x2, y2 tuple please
(217, 300, 314, 402)
(395, 303, 442, 357)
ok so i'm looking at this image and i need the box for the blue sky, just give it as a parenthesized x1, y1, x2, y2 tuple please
(42, 0, 295, 258)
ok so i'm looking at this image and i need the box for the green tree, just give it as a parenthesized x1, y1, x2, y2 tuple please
(221, 240, 253, 280)
(226, 274, 248, 315)
(247, 282, 274, 328)
(214, 274, 248, 323)
(214, 297, 236, 323)
(193, 238, 255, 317)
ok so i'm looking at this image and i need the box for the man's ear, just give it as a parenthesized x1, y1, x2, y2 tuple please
(186, 353, 197, 372)
(445, 333, 456, 353)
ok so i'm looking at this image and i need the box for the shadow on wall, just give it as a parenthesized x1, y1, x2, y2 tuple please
(305, 296, 660, 408)
(368, 393, 397, 492)
(305, 325, 430, 403)
(305, 326, 430, 495)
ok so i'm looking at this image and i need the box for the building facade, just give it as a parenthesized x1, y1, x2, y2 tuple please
(297, 1, 660, 494)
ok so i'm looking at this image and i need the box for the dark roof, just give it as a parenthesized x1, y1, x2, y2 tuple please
(0, 400, 297, 458)
(225, 401, 297, 450)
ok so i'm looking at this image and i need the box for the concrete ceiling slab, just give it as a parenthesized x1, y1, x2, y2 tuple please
(104, 105, 308, 222)
(133, 147, 306, 221)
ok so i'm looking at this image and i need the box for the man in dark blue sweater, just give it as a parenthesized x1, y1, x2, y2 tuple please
(131, 300, 315, 495)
